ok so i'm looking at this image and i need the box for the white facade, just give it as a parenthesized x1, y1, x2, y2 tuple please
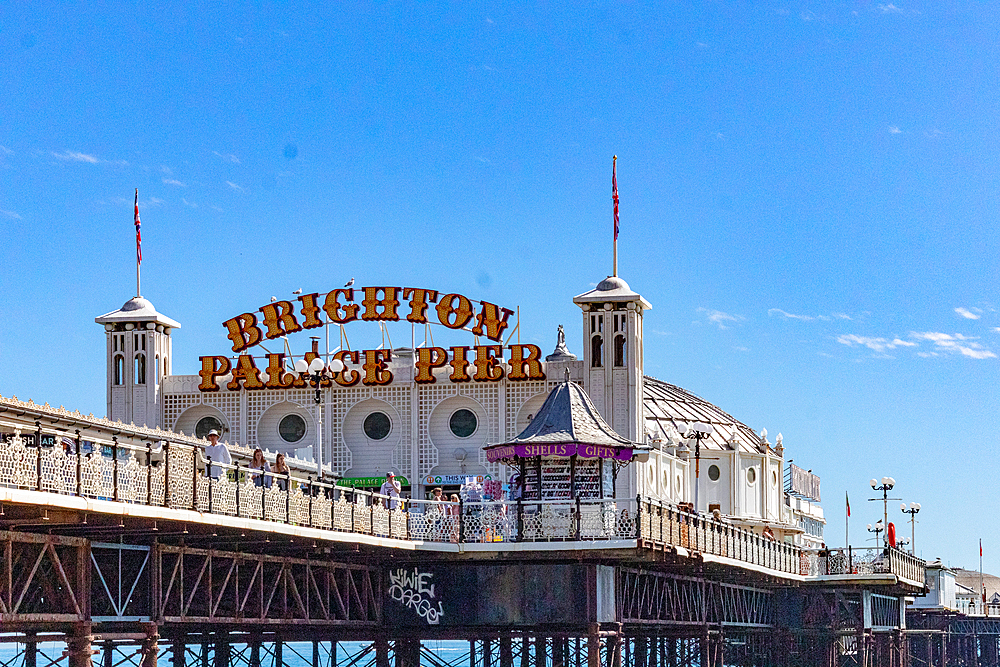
(98, 276, 826, 541)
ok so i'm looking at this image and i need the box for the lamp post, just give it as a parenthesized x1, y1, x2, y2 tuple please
(677, 421, 714, 514)
(901, 502, 920, 555)
(293, 354, 345, 482)
(867, 519, 884, 545)
(868, 477, 899, 546)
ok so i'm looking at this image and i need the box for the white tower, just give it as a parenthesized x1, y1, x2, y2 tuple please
(573, 276, 651, 443)
(95, 297, 180, 427)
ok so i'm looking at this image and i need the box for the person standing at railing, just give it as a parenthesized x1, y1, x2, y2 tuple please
(448, 494, 460, 542)
(203, 430, 231, 480)
(250, 448, 272, 488)
(273, 452, 289, 491)
(429, 487, 446, 540)
(380, 472, 401, 510)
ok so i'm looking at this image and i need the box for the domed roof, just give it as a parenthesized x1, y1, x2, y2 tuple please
(573, 275, 652, 309)
(643, 376, 769, 454)
(95, 295, 181, 328)
(120, 296, 155, 312)
(596, 276, 630, 292)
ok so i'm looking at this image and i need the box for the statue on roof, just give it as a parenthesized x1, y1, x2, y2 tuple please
(546, 324, 578, 362)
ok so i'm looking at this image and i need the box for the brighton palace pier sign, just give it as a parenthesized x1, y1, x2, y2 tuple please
(198, 286, 546, 392)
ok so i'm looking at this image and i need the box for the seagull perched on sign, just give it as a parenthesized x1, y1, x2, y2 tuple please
(270, 296, 277, 302)
(292, 288, 302, 295)
(344, 278, 355, 287)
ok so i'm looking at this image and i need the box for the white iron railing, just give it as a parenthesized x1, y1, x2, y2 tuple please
(0, 415, 924, 583)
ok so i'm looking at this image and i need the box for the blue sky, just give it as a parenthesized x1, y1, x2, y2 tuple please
(1, 2, 997, 573)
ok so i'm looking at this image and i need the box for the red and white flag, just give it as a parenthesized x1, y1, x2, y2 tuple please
(134, 189, 142, 265)
(612, 157, 619, 241)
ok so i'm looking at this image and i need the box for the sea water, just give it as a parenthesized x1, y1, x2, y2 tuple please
(0, 640, 470, 667)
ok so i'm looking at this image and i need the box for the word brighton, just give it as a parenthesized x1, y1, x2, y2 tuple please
(223, 286, 515, 352)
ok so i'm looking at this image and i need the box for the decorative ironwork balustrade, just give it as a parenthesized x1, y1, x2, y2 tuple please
(802, 545, 926, 584)
(0, 415, 924, 584)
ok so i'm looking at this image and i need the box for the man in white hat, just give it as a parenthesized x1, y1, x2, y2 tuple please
(203, 429, 232, 479)
(380, 471, 401, 510)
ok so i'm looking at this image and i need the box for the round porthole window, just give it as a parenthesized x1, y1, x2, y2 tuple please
(364, 411, 392, 441)
(278, 414, 306, 443)
(747, 467, 757, 484)
(449, 408, 478, 438)
(196, 416, 223, 439)
(708, 464, 721, 482)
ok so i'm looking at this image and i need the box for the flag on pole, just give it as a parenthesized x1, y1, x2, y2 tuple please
(846, 491, 851, 517)
(612, 157, 619, 241)
(134, 189, 142, 265)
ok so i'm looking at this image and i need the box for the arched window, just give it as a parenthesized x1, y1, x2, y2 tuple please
(114, 355, 125, 385)
(134, 353, 146, 385)
(591, 335, 603, 368)
(614, 334, 627, 367)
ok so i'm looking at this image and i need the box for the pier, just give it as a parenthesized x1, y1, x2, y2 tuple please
(0, 397, 943, 667)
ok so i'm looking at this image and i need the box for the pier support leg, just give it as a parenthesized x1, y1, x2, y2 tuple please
(250, 637, 261, 667)
(66, 624, 94, 667)
(587, 626, 600, 667)
(520, 636, 530, 667)
(141, 625, 159, 667)
(375, 640, 390, 667)
(394, 639, 420, 667)
(24, 634, 37, 667)
(275, 639, 283, 667)
(535, 636, 547, 667)
(171, 640, 185, 667)
(213, 637, 229, 667)
(500, 636, 513, 667)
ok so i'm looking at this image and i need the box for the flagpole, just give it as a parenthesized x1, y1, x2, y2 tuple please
(846, 491, 850, 548)
(612, 156, 618, 277)
(134, 189, 141, 297)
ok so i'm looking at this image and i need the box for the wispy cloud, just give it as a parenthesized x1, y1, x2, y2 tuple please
(52, 150, 99, 163)
(769, 308, 852, 322)
(955, 307, 981, 320)
(226, 181, 245, 193)
(910, 332, 996, 359)
(161, 166, 173, 175)
(182, 198, 198, 208)
(836, 334, 916, 353)
(162, 178, 186, 187)
(697, 308, 743, 329)
(889, 126, 902, 134)
(1, 209, 22, 220)
(214, 151, 240, 164)
(878, 3, 903, 12)
(0, 146, 13, 157)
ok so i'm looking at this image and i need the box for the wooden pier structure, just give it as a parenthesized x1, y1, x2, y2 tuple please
(0, 398, 937, 666)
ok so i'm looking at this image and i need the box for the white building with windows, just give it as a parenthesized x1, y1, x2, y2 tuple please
(96, 274, 825, 544)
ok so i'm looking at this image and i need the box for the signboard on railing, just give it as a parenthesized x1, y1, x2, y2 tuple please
(340, 476, 410, 487)
(786, 464, 821, 501)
